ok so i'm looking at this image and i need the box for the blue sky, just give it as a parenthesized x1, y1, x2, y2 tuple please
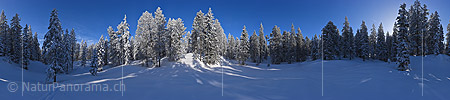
(0, 0, 449, 45)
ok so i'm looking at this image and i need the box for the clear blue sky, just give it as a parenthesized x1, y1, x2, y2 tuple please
(0, 0, 449, 45)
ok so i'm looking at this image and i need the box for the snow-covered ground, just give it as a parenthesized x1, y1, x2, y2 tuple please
(0, 53, 450, 100)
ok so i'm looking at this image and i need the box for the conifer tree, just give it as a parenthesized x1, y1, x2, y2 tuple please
(9, 14, 22, 64)
(311, 34, 320, 60)
(191, 10, 205, 60)
(322, 21, 339, 60)
(203, 8, 220, 64)
(90, 46, 99, 75)
(69, 29, 77, 71)
(249, 31, 260, 64)
(288, 28, 297, 63)
(377, 23, 387, 61)
(151, 7, 167, 67)
(259, 23, 268, 61)
(296, 27, 306, 61)
(342, 17, 354, 59)
(0, 10, 8, 56)
(167, 18, 186, 61)
(31, 32, 41, 61)
(80, 40, 87, 67)
(391, 23, 399, 62)
(397, 3, 411, 71)
(446, 20, 450, 55)
(427, 11, 442, 55)
(116, 15, 130, 65)
(238, 26, 249, 65)
(44, 9, 64, 82)
(226, 33, 235, 59)
(97, 35, 106, 68)
(369, 24, 377, 59)
(355, 21, 369, 61)
(408, 0, 429, 56)
(22, 25, 32, 69)
(269, 26, 282, 64)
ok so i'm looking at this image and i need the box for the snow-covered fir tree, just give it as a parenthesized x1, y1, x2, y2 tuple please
(215, 19, 227, 57)
(438, 25, 444, 54)
(73, 42, 80, 61)
(269, 25, 282, 64)
(304, 36, 311, 58)
(61, 29, 72, 73)
(281, 31, 289, 62)
(355, 29, 362, 58)
(188, 8, 222, 64)
(90, 46, 99, 75)
(337, 30, 344, 60)
(182, 31, 191, 54)
(131, 35, 139, 60)
(129, 36, 136, 61)
(355, 21, 370, 61)
(167, 18, 186, 61)
(234, 37, 240, 60)
(249, 31, 260, 64)
(86, 44, 94, 60)
(203, 8, 220, 64)
(191, 10, 206, 60)
(107, 26, 118, 66)
(97, 35, 106, 68)
(390, 23, 399, 62)
(30, 32, 41, 61)
(126, 36, 132, 64)
(80, 40, 87, 67)
(42, 9, 61, 65)
(103, 38, 108, 65)
(22, 25, 32, 69)
(115, 15, 131, 65)
(238, 26, 249, 65)
(181, 31, 190, 54)
(44, 9, 64, 82)
(259, 23, 268, 61)
(408, 0, 429, 56)
(369, 24, 377, 59)
(396, 3, 411, 71)
(377, 23, 388, 61)
(120, 19, 132, 65)
(288, 24, 297, 63)
(342, 17, 354, 59)
(134, 16, 147, 61)
(0, 10, 8, 56)
(151, 7, 167, 67)
(446, 21, 450, 55)
(322, 21, 339, 60)
(226, 33, 236, 60)
(287, 27, 297, 63)
(69, 29, 77, 71)
(135, 11, 152, 62)
(9, 14, 22, 64)
(385, 32, 393, 62)
(296, 27, 306, 62)
(426, 11, 442, 55)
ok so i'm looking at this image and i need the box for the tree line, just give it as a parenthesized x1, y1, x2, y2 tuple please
(1, 0, 450, 82)
(0, 10, 42, 70)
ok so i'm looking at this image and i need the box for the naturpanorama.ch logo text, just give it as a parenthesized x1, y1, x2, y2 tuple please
(7, 82, 125, 92)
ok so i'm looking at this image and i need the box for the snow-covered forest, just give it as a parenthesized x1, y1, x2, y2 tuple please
(1, 0, 450, 99)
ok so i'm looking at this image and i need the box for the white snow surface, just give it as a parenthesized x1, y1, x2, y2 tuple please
(0, 53, 450, 100)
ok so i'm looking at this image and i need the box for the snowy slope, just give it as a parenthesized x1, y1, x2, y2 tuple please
(0, 54, 450, 100)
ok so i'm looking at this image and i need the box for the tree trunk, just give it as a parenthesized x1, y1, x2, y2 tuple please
(53, 71, 57, 82)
